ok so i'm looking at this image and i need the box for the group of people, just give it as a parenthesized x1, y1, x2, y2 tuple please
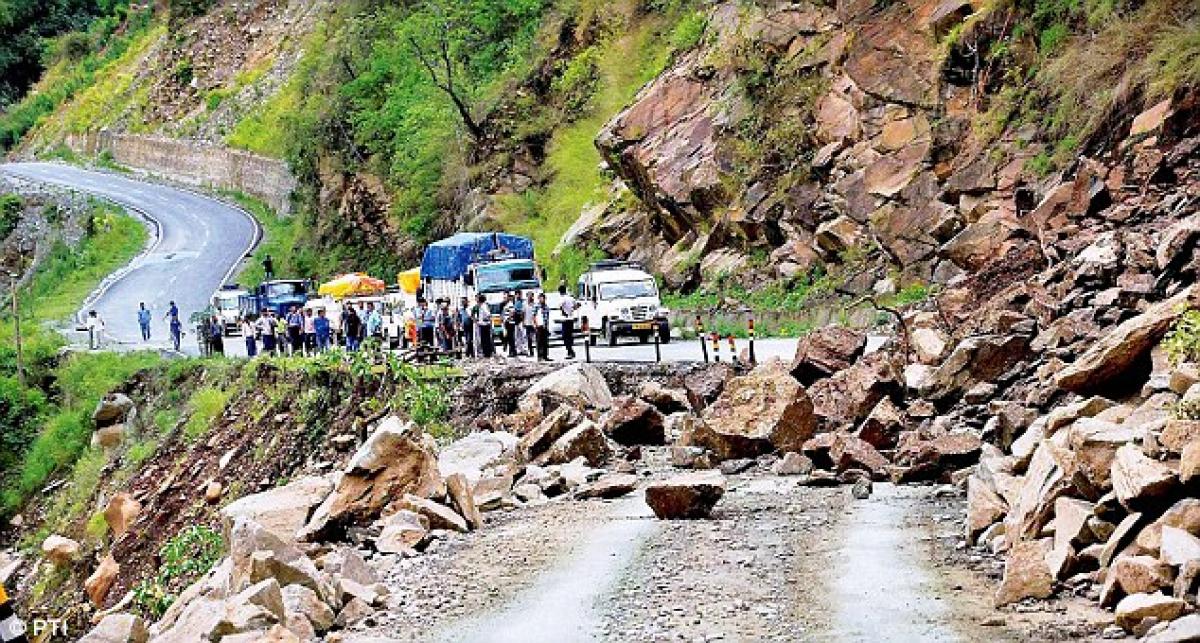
(412, 284, 578, 362)
(123, 283, 580, 361)
(132, 301, 185, 351)
(227, 300, 387, 357)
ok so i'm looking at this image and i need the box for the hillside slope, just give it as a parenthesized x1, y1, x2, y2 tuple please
(8, 0, 1200, 297)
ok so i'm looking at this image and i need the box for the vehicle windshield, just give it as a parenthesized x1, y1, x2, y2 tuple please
(476, 265, 539, 292)
(598, 279, 657, 300)
(216, 296, 240, 310)
(265, 282, 306, 298)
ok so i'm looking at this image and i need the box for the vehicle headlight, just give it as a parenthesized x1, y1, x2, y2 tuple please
(620, 307, 630, 319)
(657, 307, 671, 317)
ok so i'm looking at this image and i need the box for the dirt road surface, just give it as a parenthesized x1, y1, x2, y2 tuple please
(343, 455, 1109, 643)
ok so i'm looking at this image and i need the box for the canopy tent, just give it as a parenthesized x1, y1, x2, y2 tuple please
(397, 268, 421, 294)
(318, 273, 387, 299)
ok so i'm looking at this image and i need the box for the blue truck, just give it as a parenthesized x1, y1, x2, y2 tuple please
(239, 278, 314, 318)
(420, 232, 545, 334)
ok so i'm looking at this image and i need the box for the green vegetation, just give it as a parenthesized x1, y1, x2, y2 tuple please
(0, 7, 154, 150)
(972, 0, 1200, 172)
(22, 201, 147, 320)
(0, 201, 155, 518)
(133, 525, 224, 619)
(1163, 308, 1200, 366)
(0, 194, 22, 238)
(496, 3, 683, 285)
(219, 191, 323, 287)
(182, 386, 233, 441)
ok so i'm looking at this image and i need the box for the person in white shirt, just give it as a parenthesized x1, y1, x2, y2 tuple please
(86, 310, 105, 350)
(558, 284, 577, 359)
(241, 317, 258, 357)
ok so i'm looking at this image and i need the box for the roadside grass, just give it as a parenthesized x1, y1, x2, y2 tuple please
(218, 190, 324, 287)
(182, 385, 233, 442)
(495, 11, 675, 286)
(22, 201, 148, 322)
(0, 200, 156, 519)
(0, 351, 161, 518)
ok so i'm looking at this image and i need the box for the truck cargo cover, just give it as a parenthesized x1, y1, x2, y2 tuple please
(420, 232, 534, 280)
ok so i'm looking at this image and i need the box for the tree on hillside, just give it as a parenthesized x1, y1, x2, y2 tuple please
(402, 0, 546, 141)
(406, 11, 485, 140)
(0, 0, 126, 105)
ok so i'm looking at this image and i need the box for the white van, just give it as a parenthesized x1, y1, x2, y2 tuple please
(212, 287, 249, 335)
(576, 261, 670, 346)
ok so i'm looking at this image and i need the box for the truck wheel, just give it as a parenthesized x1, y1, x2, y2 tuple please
(638, 333, 649, 344)
(605, 322, 618, 347)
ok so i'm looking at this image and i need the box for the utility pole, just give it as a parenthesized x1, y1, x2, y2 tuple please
(10, 271, 23, 388)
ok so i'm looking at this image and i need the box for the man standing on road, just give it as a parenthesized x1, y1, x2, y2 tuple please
(137, 302, 152, 341)
(314, 308, 332, 352)
(258, 310, 277, 354)
(262, 254, 275, 281)
(523, 292, 537, 356)
(303, 308, 317, 355)
(417, 299, 436, 348)
(286, 305, 304, 355)
(534, 292, 550, 362)
(166, 300, 182, 351)
(241, 316, 258, 357)
(458, 297, 473, 357)
(473, 294, 494, 358)
(502, 292, 519, 357)
(365, 302, 383, 348)
(343, 305, 363, 352)
(86, 310, 105, 350)
(558, 284, 577, 360)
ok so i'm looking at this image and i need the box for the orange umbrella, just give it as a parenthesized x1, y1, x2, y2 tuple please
(318, 273, 387, 298)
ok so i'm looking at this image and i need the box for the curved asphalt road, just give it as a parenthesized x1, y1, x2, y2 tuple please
(1, 162, 258, 352)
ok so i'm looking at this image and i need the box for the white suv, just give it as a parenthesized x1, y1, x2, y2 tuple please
(576, 261, 671, 346)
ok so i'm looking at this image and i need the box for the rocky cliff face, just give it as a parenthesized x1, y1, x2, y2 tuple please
(570, 0, 1195, 294)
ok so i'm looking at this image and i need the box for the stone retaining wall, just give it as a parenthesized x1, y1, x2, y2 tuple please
(65, 131, 295, 214)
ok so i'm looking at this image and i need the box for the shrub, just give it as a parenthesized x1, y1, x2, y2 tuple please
(1163, 308, 1200, 365)
(133, 525, 224, 618)
(182, 386, 232, 441)
(670, 11, 707, 51)
(0, 194, 22, 239)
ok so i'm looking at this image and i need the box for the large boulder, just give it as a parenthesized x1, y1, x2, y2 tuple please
(919, 334, 1030, 402)
(78, 613, 149, 643)
(789, 326, 866, 385)
(104, 493, 142, 538)
(41, 534, 80, 567)
(520, 363, 613, 412)
(92, 393, 134, 427)
(85, 554, 120, 607)
(1067, 419, 1141, 491)
(375, 510, 429, 554)
(1057, 287, 1196, 395)
(694, 360, 817, 459)
(644, 471, 727, 519)
(892, 432, 982, 482)
(518, 406, 583, 462)
(222, 476, 332, 542)
(1003, 441, 1076, 543)
(1112, 444, 1179, 511)
(299, 417, 441, 541)
(809, 355, 898, 431)
(437, 430, 518, 483)
(445, 473, 483, 531)
(601, 397, 666, 446)
(994, 539, 1054, 606)
(394, 495, 468, 533)
(683, 363, 734, 411)
(1115, 592, 1186, 632)
(545, 420, 613, 467)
